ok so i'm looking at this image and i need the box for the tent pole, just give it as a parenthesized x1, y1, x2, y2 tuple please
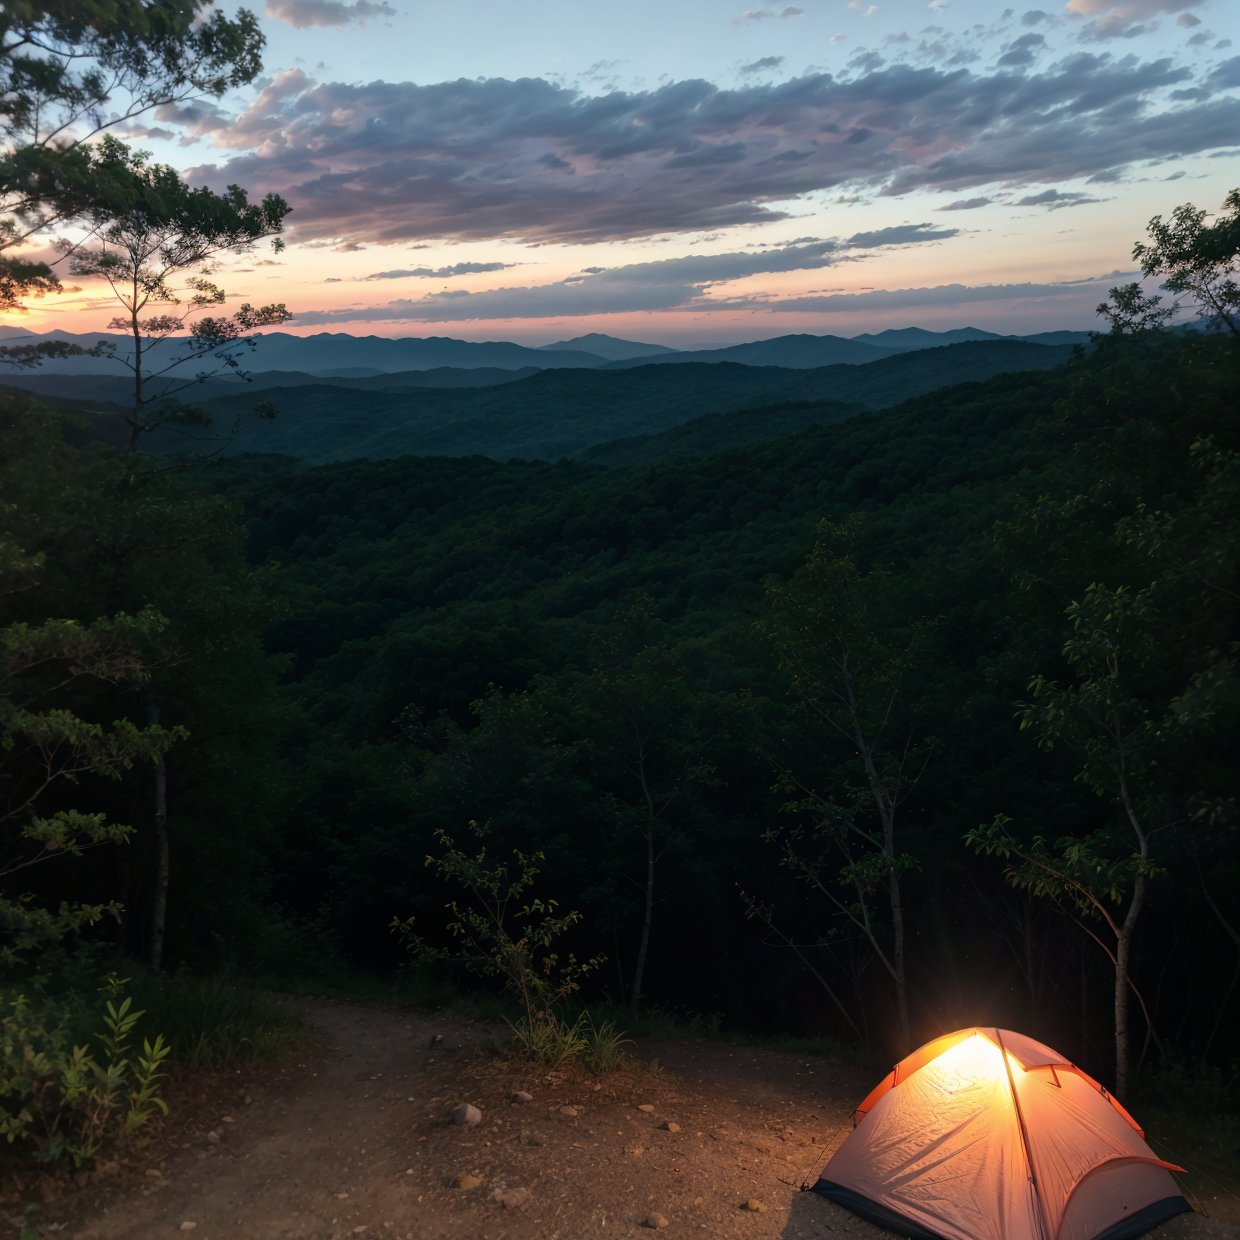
(996, 1028, 1052, 1240)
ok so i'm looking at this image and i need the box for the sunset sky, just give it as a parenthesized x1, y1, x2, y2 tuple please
(25, 0, 1240, 346)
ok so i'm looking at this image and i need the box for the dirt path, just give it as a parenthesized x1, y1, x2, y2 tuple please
(32, 999, 1240, 1240)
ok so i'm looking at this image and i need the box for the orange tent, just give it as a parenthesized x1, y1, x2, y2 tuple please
(813, 1027, 1188, 1240)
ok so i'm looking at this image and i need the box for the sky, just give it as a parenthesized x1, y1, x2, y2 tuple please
(23, 0, 1240, 346)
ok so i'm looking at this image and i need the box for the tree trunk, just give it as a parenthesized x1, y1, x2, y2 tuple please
(148, 697, 169, 974)
(630, 815, 655, 1014)
(890, 868, 910, 1049)
(1114, 923, 1131, 1098)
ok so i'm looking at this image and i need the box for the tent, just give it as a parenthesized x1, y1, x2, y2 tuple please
(813, 1027, 1189, 1240)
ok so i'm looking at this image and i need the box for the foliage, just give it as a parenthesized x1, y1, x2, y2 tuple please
(0, 0, 265, 315)
(580, 1014, 635, 1074)
(1133, 188, 1240, 335)
(0, 974, 168, 1166)
(67, 137, 291, 450)
(392, 821, 604, 1057)
(0, 495, 185, 964)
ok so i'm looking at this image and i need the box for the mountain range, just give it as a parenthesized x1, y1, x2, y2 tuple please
(5, 336, 1078, 465)
(0, 325, 1093, 377)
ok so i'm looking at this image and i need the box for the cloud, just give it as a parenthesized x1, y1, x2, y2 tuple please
(265, 0, 396, 27)
(998, 32, 1047, 66)
(291, 229, 965, 324)
(1014, 188, 1104, 208)
(362, 261, 516, 279)
(848, 1, 879, 13)
(847, 223, 959, 246)
(735, 5, 803, 21)
(293, 270, 1132, 326)
(938, 196, 994, 210)
(1176, 11, 1201, 24)
(185, 53, 1238, 247)
(740, 57, 787, 74)
(1065, 0, 1199, 37)
(723, 271, 1130, 313)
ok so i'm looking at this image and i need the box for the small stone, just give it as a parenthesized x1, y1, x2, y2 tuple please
(512, 1090, 533, 1104)
(637, 1103, 655, 1113)
(558, 1105, 579, 1117)
(492, 1186, 532, 1209)
(643, 1213, 669, 1230)
(144, 1167, 163, 1178)
(453, 1173, 483, 1190)
(353, 1228, 368, 1235)
(206, 1130, 220, 1144)
(451, 1103, 482, 1126)
(521, 1129, 547, 1147)
(742, 1199, 767, 1213)
(661, 1121, 680, 1133)
(624, 1144, 644, 1157)
(221, 1115, 236, 1124)
(335, 1192, 349, 1199)
(179, 1224, 198, 1233)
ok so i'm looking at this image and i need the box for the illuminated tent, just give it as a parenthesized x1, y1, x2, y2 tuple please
(813, 1027, 1188, 1240)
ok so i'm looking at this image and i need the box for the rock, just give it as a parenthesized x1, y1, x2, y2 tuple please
(643, 1213, 669, 1229)
(144, 1167, 164, 1178)
(512, 1090, 533, 1104)
(453, 1172, 483, 1190)
(742, 1199, 767, 1213)
(206, 1130, 220, 1143)
(661, 1121, 680, 1133)
(558, 1105, 579, 1117)
(451, 1103, 482, 1126)
(221, 1115, 236, 1124)
(637, 1103, 655, 1113)
(491, 1186, 532, 1209)
(179, 1224, 198, 1233)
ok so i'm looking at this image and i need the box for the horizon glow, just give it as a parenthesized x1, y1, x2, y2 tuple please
(6, 0, 1239, 348)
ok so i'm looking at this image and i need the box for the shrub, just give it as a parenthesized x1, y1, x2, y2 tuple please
(0, 975, 169, 1166)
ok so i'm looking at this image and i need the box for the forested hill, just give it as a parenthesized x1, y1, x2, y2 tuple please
(182, 329, 1232, 1075)
(5, 322, 1237, 1097)
(1, 337, 1074, 464)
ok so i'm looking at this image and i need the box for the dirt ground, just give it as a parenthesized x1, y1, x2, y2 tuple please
(10, 998, 1240, 1240)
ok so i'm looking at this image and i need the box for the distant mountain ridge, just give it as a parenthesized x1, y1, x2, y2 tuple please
(7, 337, 1078, 465)
(537, 332, 677, 360)
(0, 325, 1094, 377)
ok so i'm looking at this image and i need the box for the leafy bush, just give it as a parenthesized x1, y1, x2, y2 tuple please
(580, 1014, 634, 1074)
(0, 975, 169, 1166)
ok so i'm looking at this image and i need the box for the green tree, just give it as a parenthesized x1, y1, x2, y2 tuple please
(969, 584, 1182, 1098)
(65, 138, 290, 452)
(575, 595, 715, 1013)
(0, 401, 182, 967)
(760, 520, 934, 1051)
(0, 0, 265, 316)
(1099, 187, 1240, 339)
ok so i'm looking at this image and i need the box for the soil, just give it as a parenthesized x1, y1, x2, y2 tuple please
(10, 998, 1240, 1240)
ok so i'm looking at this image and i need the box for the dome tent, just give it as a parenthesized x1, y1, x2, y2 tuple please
(813, 1027, 1189, 1240)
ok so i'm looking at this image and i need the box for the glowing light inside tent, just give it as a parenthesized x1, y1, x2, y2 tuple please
(936, 1031, 1011, 1085)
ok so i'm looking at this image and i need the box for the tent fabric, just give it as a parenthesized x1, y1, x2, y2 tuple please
(813, 1027, 1189, 1240)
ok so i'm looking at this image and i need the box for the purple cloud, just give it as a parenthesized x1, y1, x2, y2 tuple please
(183, 52, 1236, 247)
(266, 0, 396, 28)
